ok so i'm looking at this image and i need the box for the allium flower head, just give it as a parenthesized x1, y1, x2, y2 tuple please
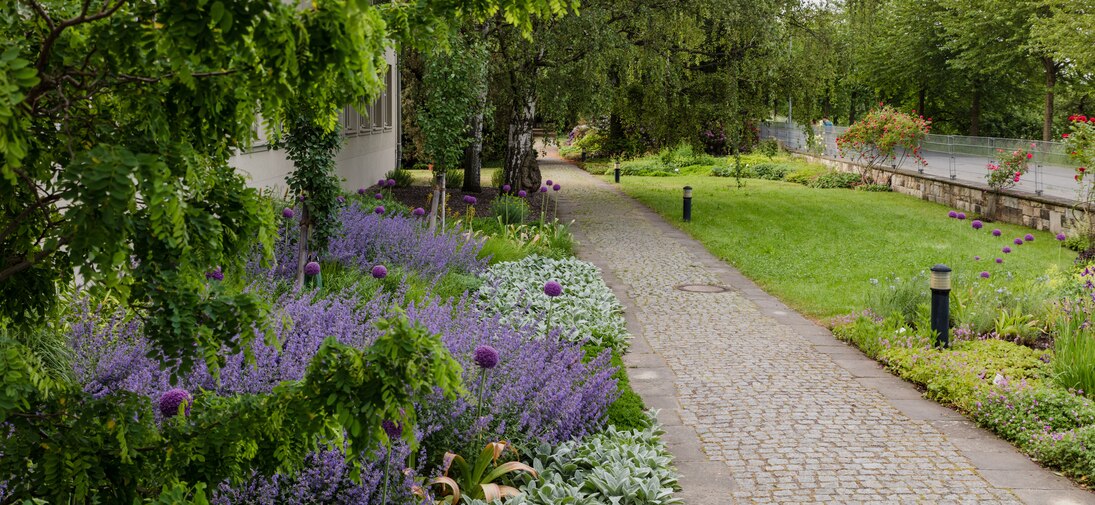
(503, 184, 511, 192)
(974, 256, 981, 261)
(553, 184, 561, 191)
(980, 271, 990, 279)
(1003, 246, 1012, 254)
(957, 212, 966, 220)
(205, 267, 224, 281)
(412, 207, 426, 217)
(374, 206, 385, 215)
(1024, 234, 1034, 242)
(1057, 233, 1067, 241)
(282, 208, 295, 219)
(305, 261, 321, 276)
(371, 264, 387, 279)
(378, 178, 387, 187)
(545, 179, 553, 186)
(948, 211, 958, 218)
(474, 345, 499, 369)
(992, 229, 1002, 237)
(544, 280, 563, 297)
(387, 178, 396, 187)
(996, 258, 1003, 264)
(540, 186, 548, 193)
(358, 187, 367, 195)
(382, 419, 403, 439)
(1013, 238, 1023, 245)
(159, 388, 192, 417)
(972, 220, 983, 230)
(518, 190, 527, 197)
(375, 193, 384, 200)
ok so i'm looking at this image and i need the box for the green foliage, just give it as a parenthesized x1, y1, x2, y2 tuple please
(784, 165, 828, 186)
(855, 184, 893, 192)
(283, 110, 344, 268)
(0, 311, 464, 501)
(476, 219, 575, 262)
(985, 148, 1032, 192)
(836, 105, 930, 175)
(974, 387, 1095, 447)
(751, 162, 792, 180)
(809, 172, 861, 189)
(864, 274, 928, 326)
(444, 169, 465, 191)
(490, 195, 531, 225)
(1027, 425, 1095, 485)
(757, 138, 780, 159)
(385, 167, 415, 188)
(1047, 302, 1095, 396)
(491, 168, 506, 189)
(418, 35, 489, 171)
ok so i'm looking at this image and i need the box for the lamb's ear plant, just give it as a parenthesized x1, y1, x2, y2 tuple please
(428, 441, 539, 503)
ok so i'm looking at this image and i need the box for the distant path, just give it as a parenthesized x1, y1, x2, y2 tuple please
(541, 145, 1094, 504)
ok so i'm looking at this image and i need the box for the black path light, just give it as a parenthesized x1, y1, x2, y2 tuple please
(929, 264, 952, 348)
(683, 186, 693, 222)
(614, 160, 621, 184)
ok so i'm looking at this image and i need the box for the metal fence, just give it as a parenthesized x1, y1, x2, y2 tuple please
(759, 122, 1079, 201)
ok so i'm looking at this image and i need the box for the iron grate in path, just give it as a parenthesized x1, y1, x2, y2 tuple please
(674, 284, 728, 293)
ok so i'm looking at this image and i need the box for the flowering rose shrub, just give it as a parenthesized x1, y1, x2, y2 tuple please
(477, 255, 629, 351)
(1065, 115, 1095, 241)
(985, 147, 1032, 192)
(835, 105, 930, 182)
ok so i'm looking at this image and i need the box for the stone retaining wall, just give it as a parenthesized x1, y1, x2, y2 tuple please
(793, 153, 1081, 233)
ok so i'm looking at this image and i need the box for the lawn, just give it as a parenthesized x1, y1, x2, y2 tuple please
(615, 174, 1075, 318)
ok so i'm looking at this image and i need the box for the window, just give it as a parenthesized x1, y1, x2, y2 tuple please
(383, 67, 393, 128)
(342, 105, 358, 135)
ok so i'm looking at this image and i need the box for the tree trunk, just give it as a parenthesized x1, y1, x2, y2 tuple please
(463, 108, 484, 192)
(504, 91, 539, 192)
(848, 90, 857, 125)
(969, 86, 981, 137)
(1043, 57, 1058, 142)
(822, 92, 832, 120)
(294, 206, 311, 288)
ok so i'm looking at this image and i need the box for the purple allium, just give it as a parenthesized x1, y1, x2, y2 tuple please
(371, 265, 387, 279)
(282, 208, 295, 219)
(553, 184, 561, 191)
(546, 180, 554, 186)
(205, 267, 224, 281)
(358, 187, 367, 195)
(972, 220, 983, 230)
(996, 258, 1003, 263)
(1024, 234, 1034, 242)
(378, 178, 387, 187)
(1003, 246, 1012, 254)
(957, 212, 966, 220)
(374, 193, 384, 200)
(992, 229, 1002, 237)
(503, 184, 511, 192)
(467, 196, 477, 205)
(374, 206, 385, 215)
(518, 190, 527, 197)
(543, 281, 563, 298)
(980, 271, 990, 279)
(540, 186, 548, 193)
(382, 419, 403, 439)
(463, 195, 473, 204)
(473, 345, 499, 369)
(948, 211, 958, 218)
(412, 207, 426, 217)
(1057, 233, 1067, 241)
(304, 261, 321, 276)
(974, 256, 981, 261)
(1014, 238, 1023, 245)
(387, 178, 396, 187)
(159, 388, 192, 417)
(298, 195, 306, 202)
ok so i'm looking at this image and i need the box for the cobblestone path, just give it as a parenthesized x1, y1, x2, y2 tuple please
(542, 152, 1094, 505)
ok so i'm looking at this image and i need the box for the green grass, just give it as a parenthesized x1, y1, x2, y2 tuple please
(615, 175, 1075, 318)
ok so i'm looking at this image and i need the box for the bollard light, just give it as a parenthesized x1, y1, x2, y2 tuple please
(683, 186, 693, 222)
(614, 160, 621, 184)
(929, 264, 952, 348)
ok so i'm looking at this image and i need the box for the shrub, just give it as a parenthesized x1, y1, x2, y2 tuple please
(809, 171, 861, 189)
(1027, 425, 1095, 484)
(973, 387, 1095, 447)
(855, 184, 893, 192)
(836, 104, 930, 179)
(490, 195, 530, 225)
(832, 314, 929, 360)
(384, 167, 414, 188)
(751, 162, 791, 180)
(573, 129, 607, 156)
(785, 166, 827, 186)
(558, 145, 583, 160)
(440, 168, 463, 189)
(490, 168, 505, 188)
(619, 158, 674, 176)
(712, 164, 755, 179)
(757, 138, 779, 159)
(986, 148, 1032, 193)
(477, 255, 629, 351)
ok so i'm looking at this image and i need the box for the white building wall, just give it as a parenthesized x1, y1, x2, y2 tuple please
(230, 50, 399, 193)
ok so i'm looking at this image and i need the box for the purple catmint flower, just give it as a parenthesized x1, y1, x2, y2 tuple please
(948, 211, 958, 218)
(972, 220, 983, 230)
(1003, 246, 1012, 254)
(474, 345, 499, 369)
(1057, 233, 1067, 241)
(503, 184, 511, 192)
(387, 178, 396, 187)
(412, 207, 426, 217)
(540, 186, 548, 193)
(374, 193, 384, 200)
(957, 212, 966, 220)
(996, 258, 1003, 263)
(992, 229, 1002, 237)
(545, 180, 553, 186)
(1014, 238, 1023, 245)
(374, 206, 385, 215)
(980, 271, 990, 279)
(1024, 234, 1034, 242)
(304, 261, 321, 276)
(553, 184, 561, 191)
(518, 190, 527, 197)
(371, 265, 387, 279)
(382, 419, 403, 439)
(205, 267, 224, 281)
(159, 388, 192, 417)
(282, 208, 295, 219)
(543, 281, 563, 297)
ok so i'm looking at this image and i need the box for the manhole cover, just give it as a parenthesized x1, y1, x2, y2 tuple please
(675, 284, 728, 293)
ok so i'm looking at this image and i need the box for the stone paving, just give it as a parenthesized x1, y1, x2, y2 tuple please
(541, 151, 1095, 505)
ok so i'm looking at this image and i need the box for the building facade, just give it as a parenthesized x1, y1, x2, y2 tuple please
(229, 49, 399, 193)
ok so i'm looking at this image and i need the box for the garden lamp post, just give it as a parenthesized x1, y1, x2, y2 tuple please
(614, 160, 621, 184)
(683, 186, 693, 222)
(929, 264, 952, 348)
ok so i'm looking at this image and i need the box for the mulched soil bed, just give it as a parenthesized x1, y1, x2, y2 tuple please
(369, 183, 559, 222)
